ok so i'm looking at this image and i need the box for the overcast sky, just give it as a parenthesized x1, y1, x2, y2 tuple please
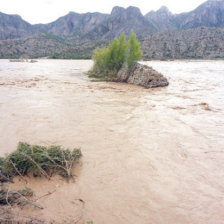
(1, 0, 207, 24)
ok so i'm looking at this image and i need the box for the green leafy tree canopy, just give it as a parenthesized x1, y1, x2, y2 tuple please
(91, 31, 142, 77)
(126, 30, 142, 70)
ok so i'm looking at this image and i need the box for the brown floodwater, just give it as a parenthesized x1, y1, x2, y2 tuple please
(0, 59, 224, 223)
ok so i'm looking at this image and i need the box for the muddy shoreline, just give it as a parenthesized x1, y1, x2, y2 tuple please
(0, 59, 224, 223)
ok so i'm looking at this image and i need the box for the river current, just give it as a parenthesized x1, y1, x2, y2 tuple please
(0, 59, 223, 223)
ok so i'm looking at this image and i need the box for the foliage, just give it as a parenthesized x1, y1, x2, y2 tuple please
(106, 33, 128, 72)
(0, 142, 82, 180)
(92, 47, 110, 74)
(91, 31, 142, 78)
(126, 30, 142, 70)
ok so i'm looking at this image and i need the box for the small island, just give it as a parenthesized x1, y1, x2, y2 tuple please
(88, 31, 169, 88)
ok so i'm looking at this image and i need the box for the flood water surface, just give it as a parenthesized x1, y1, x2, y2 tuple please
(0, 59, 224, 223)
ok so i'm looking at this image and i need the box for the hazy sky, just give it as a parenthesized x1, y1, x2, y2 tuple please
(1, 0, 207, 24)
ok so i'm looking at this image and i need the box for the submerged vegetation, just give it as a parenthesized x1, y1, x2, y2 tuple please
(89, 31, 142, 79)
(0, 142, 82, 223)
(0, 142, 82, 181)
(0, 187, 34, 206)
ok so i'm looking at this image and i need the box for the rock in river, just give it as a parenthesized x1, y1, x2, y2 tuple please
(116, 62, 169, 88)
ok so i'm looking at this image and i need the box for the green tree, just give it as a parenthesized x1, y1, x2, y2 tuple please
(92, 47, 109, 74)
(107, 37, 120, 71)
(126, 30, 142, 70)
(91, 31, 141, 78)
(106, 33, 128, 72)
(117, 33, 128, 69)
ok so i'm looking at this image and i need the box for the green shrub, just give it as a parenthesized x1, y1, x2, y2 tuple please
(0, 142, 82, 180)
(92, 47, 110, 74)
(90, 31, 142, 78)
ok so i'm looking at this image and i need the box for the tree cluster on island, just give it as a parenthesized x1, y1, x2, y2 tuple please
(89, 30, 142, 79)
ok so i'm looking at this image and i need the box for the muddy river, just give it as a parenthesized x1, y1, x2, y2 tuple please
(0, 59, 223, 223)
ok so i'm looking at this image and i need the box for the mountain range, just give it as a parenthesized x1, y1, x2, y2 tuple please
(0, 0, 224, 59)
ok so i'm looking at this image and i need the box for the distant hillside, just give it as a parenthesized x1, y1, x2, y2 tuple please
(145, 0, 224, 31)
(0, 34, 108, 59)
(1, 0, 224, 59)
(142, 27, 224, 59)
(173, 0, 224, 30)
(34, 12, 109, 39)
(0, 12, 37, 40)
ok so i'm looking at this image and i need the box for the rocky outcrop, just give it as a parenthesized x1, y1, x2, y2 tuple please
(115, 62, 169, 88)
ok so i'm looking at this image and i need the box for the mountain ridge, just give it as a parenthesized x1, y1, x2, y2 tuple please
(1, 0, 224, 41)
(1, 0, 224, 59)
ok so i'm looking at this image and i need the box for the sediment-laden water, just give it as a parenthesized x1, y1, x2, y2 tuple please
(0, 59, 223, 223)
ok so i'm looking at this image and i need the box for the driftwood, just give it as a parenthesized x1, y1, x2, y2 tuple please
(9, 159, 27, 183)
(0, 171, 13, 183)
(0, 187, 43, 209)
(34, 189, 56, 202)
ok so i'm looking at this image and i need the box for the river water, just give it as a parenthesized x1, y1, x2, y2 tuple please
(0, 59, 223, 223)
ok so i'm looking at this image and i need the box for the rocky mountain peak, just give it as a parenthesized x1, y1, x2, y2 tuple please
(68, 11, 76, 15)
(157, 6, 171, 14)
(156, 6, 173, 18)
(0, 12, 35, 40)
(195, 0, 224, 10)
(145, 6, 172, 18)
(175, 0, 224, 29)
(126, 6, 143, 17)
(144, 6, 174, 31)
(111, 6, 125, 16)
(111, 6, 143, 18)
